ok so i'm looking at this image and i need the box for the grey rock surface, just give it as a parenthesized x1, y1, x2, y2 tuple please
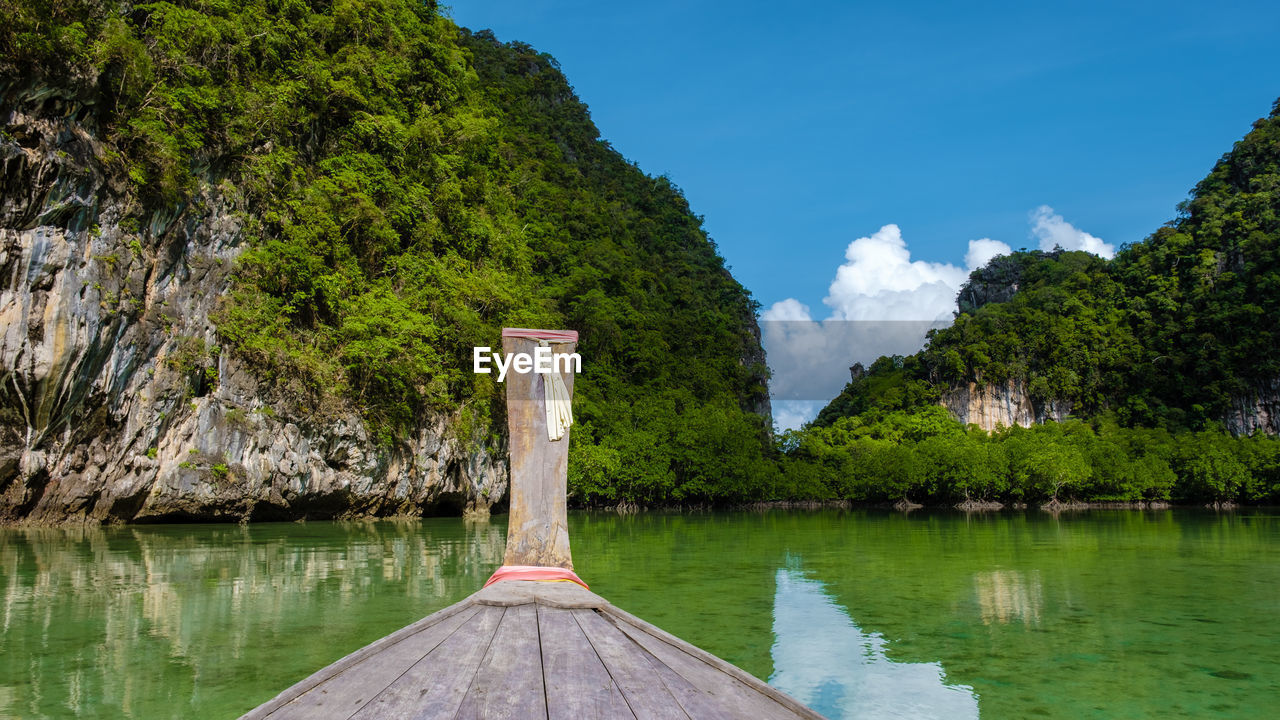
(1225, 377, 1280, 437)
(940, 378, 1071, 432)
(2, 89, 505, 523)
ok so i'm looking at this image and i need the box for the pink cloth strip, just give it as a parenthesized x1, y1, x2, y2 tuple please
(501, 328, 579, 343)
(484, 565, 590, 590)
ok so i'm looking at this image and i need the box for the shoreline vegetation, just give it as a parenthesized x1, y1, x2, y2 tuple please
(2, 499, 1269, 529)
(770, 406, 1280, 511)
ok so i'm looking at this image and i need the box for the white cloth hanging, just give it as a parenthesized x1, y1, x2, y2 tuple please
(540, 340, 574, 441)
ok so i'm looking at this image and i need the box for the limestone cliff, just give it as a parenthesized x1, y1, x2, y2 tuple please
(940, 379, 1071, 432)
(940, 376, 1280, 436)
(1225, 378, 1280, 437)
(1, 89, 506, 523)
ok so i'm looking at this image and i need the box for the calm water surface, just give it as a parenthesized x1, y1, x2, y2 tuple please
(1, 510, 1277, 719)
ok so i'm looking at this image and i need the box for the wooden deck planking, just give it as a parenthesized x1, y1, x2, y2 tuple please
(242, 599, 480, 720)
(240, 581, 824, 720)
(537, 604, 636, 720)
(472, 579, 606, 610)
(454, 603, 547, 720)
(586, 607, 744, 720)
(570, 608, 698, 720)
(608, 610, 819, 720)
(348, 604, 505, 720)
(263, 604, 482, 720)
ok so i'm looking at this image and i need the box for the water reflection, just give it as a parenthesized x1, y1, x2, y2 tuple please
(0, 520, 505, 719)
(770, 566, 979, 720)
(5, 510, 1279, 719)
(973, 570, 1043, 626)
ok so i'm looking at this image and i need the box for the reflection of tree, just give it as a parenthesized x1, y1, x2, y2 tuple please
(743, 509, 1278, 720)
(0, 520, 505, 719)
(5, 511, 1277, 719)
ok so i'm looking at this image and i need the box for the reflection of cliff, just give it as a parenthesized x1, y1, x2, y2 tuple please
(0, 520, 505, 719)
(973, 570, 1043, 626)
(769, 566, 978, 720)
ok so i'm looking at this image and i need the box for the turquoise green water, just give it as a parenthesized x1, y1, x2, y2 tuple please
(1, 510, 1277, 718)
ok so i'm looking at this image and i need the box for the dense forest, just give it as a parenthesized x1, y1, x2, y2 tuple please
(787, 100, 1280, 507)
(1, 0, 778, 507)
(5, 2, 1278, 513)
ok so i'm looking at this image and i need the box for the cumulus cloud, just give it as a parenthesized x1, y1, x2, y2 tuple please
(965, 237, 1013, 271)
(762, 208, 1109, 431)
(761, 298, 813, 322)
(763, 224, 973, 431)
(771, 400, 827, 435)
(823, 224, 968, 322)
(1030, 205, 1114, 258)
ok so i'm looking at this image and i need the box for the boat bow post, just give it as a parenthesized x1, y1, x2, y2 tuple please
(487, 328, 587, 588)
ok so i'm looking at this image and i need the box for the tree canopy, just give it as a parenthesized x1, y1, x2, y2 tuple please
(794, 100, 1280, 506)
(2, 0, 776, 505)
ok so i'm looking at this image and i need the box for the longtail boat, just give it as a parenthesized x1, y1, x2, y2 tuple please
(242, 329, 823, 719)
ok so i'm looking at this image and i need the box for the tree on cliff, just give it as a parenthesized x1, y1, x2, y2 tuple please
(790, 99, 1280, 506)
(0, 0, 778, 513)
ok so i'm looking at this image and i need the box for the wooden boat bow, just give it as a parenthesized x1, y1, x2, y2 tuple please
(240, 329, 824, 719)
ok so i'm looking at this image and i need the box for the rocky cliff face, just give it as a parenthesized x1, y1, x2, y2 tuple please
(940, 379, 1071, 432)
(1, 89, 505, 523)
(941, 374, 1280, 436)
(1225, 378, 1280, 436)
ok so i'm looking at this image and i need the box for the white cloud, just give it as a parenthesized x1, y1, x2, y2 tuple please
(1030, 205, 1115, 258)
(763, 224, 968, 430)
(965, 238, 1013, 270)
(761, 298, 813, 322)
(763, 209, 1110, 430)
(823, 224, 969, 322)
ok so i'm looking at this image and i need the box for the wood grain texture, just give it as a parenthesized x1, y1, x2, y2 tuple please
(240, 598, 478, 720)
(571, 608, 693, 720)
(454, 603, 547, 720)
(537, 605, 635, 720)
(347, 604, 505, 720)
(243, 588, 824, 720)
(263, 604, 482, 720)
(502, 333, 576, 569)
(606, 610, 821, 720)
(595, 612, 745, 720)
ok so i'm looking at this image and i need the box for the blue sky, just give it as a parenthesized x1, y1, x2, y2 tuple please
(447, 0, 1279, 425)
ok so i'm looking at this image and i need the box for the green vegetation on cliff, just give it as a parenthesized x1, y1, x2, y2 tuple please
(793, 100, 1280, 506)
(916, 101, 1280, 426)
(8, 2, 1277, 511)
(1, 0, 777, 505)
